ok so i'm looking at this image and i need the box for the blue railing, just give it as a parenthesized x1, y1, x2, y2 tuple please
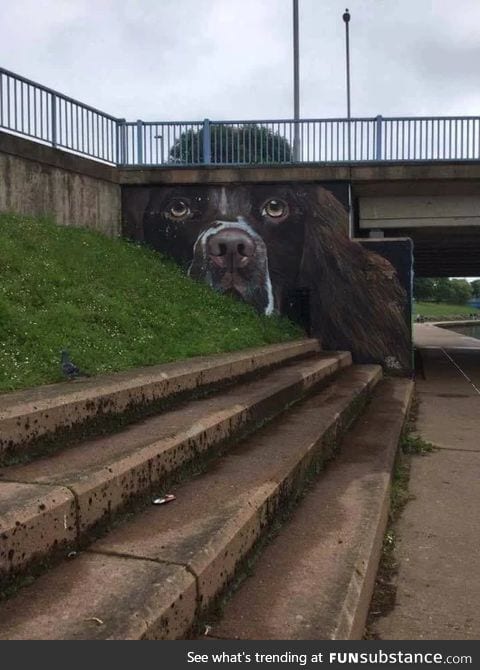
(2, 67, 480, 166)
(0, 67, 119, 163)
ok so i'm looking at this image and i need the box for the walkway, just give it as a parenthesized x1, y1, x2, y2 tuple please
(372, 323, 480, 639)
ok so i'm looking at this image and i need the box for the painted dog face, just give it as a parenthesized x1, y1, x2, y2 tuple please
(136, 182, 411, 370)
(142, 184, 325, 314)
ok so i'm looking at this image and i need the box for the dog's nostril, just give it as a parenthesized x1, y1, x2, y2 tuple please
(207, 228, 256, 260)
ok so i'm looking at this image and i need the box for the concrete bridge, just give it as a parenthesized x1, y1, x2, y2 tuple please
(2, 130, 480, 277)
(2, 65, 480, 277)
(121, 160, 480, 277)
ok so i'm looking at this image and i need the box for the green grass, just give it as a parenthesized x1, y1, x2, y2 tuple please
(0, 214, 302, 393)
(414, 301, 480, 319)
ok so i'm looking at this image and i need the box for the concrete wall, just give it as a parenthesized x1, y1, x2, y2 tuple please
(0, 132, 121, 237)
(118, 160, 480, 186)
(359, 195, 480, 229)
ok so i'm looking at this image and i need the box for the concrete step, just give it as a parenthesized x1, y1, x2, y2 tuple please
(0, 364, 381, 640)
(208, 378, 414, 641)
(0, 338, 320, 464)
(0, 352, 350, 585)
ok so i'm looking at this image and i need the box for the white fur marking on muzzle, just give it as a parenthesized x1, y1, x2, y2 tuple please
(189, 218, 274, 315)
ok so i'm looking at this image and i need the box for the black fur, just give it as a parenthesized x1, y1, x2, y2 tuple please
(140, 183, 410, 369)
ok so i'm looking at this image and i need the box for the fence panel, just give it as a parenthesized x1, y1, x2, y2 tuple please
(2, 69, 480, 166)
(0, 67, 119, 164)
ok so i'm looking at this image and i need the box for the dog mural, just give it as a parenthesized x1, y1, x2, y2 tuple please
(124, 183, 411, 371)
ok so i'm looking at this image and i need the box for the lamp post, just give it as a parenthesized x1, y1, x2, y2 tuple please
(293, 0, 300, 161)
(343, 9, 354, 236)
(342, 8, 351, 161)
(343, 8, 351, 120)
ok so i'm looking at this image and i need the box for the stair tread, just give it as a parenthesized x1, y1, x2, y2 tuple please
(209, 378, 414, 641)
(0, 353, 349, 486)
(89, 366, 379, 563)
(0, 352, 350, 580)
(0, 364, 381, 640)
(0, 339, 320, 461)
(0, 553, 197, 641)
(0, 340, 320, 419)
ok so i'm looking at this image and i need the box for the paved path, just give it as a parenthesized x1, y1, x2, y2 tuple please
(372, 323, 480, 640)
(414, 322, 480, 351)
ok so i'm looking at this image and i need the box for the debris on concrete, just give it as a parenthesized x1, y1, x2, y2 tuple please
(152, 494, 176, 505)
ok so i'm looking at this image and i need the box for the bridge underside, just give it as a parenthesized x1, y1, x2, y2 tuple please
(354, 176, 480, 278)
(377, 227, 480, 277)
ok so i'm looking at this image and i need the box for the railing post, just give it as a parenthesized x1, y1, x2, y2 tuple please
(375, 114, 383, 160)
(293, 120, 300, 162)
(116, 118, 126, 165)
(136, 119, 144, 165)
(202, 118, 211, 164)
(347, 118, 352, 162)
(51, 94, 57, 148)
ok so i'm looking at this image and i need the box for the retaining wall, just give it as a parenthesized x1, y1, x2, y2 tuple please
(0, 132, 121, 236)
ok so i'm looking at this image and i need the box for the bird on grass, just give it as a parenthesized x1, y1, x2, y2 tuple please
(60, 350, 90, 380)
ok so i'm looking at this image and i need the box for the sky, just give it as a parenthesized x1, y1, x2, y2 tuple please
(2, 0, 480, 123)
(1, 0, 479, 281)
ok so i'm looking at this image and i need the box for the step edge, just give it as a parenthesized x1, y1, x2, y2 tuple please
(95, 366, 382, 639)
(210, 377, 413, 642)
(0, 352, 348, 586)
(0, 340, 323, 463)
(0, 365, 379, 639)
(0, 339, 321, 419)
(333, 379, 415, 641)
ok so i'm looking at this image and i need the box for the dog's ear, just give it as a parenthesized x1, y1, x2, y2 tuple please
(297, 187, 410, 368)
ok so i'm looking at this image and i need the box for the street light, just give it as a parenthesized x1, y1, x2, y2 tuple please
(342, 9, 353, 235)
(293, 0, 300, 161)
(343, 8, 351, 163)
(342, 8, 351, 122)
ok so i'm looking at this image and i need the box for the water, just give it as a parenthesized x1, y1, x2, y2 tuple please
(443, 324, 480, 341)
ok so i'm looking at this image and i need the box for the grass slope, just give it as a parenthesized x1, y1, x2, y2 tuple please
(414, 301, 480, 319)
(0, 214, 301, 393)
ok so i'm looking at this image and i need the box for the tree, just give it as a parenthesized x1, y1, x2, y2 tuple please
(169, 124, 293, 164)
(413, 278, 436, 301)
(433, 278, 454, 303)
(470, 279, 480, 298)
(448, 279, 472, 305)
(433, 278, 472, 304)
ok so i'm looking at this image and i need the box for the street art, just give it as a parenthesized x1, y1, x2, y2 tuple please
(122, 183, 412, 372)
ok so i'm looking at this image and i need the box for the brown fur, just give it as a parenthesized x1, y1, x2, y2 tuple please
(298, 187, 410, 369)
(136, 183, 411, 370)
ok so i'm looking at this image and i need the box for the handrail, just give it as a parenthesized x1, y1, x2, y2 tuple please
(2, 67, 480, 167)
(0, 66, 119, 121)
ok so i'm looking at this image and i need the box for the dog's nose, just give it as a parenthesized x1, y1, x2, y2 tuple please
(207, 228, 256, 270)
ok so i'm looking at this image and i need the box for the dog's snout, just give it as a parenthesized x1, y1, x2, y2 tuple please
(207, 228, 256, 269)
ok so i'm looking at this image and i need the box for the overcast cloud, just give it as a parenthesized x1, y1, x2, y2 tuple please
(2, 0, 480, 122)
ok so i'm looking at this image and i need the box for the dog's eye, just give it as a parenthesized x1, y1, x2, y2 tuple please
(168, 200, 190, 219)
(262, 199, 288, 220)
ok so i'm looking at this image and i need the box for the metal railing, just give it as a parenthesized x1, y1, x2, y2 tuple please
(2, 67, 480, 167)
(120, 116, 480, 165)
(0, 66, 119, 164)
